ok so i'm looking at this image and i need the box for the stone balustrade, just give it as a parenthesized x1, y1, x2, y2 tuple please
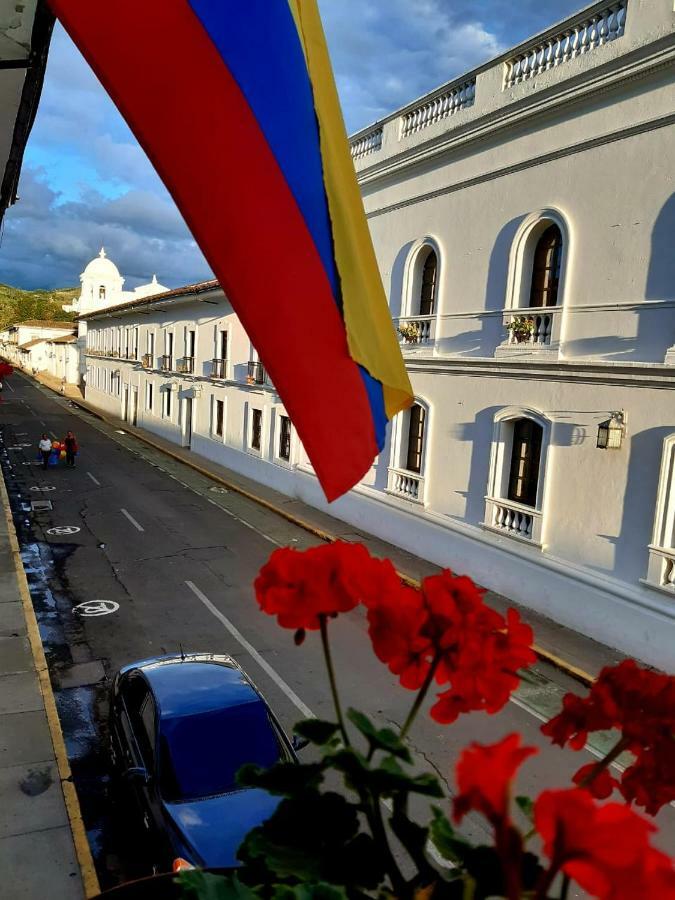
(504, 1, 627, 89)
(504, 310, 555, 346)
(350, 127, 383, 160)
(386, 467, 424, 503)
(394, 315, 436, 347)
(492, 500, 535, 538)
(400, 79, 476, 138)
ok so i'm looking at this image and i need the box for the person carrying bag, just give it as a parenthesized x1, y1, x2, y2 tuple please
(63, 431, 79, 468)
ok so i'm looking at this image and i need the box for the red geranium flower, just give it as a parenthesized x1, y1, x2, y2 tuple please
(453, 733, 538, 827)
(454, 734, 537, 900)
(534, 788, 675, 899)
(366, 585, 432, 689)
(255, 541, 397, 631)
(365, 568, 535, 724)
(541, 660, 675, 814)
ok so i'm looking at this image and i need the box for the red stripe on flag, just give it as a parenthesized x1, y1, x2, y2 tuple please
(49, 0, 379, 501)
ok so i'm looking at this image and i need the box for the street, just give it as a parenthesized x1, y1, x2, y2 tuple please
(2, 373, 674, 892)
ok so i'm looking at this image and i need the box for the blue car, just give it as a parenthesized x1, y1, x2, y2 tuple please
(108, 653, 299, 872)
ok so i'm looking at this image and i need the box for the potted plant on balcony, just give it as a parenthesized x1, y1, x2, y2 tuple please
(506, 315, 535, 344)
(398, 322, 420, 344)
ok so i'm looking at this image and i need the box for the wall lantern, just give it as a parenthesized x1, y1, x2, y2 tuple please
(597, 411, 625, 450)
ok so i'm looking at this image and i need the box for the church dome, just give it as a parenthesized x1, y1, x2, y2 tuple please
(81, 247, 122, 282)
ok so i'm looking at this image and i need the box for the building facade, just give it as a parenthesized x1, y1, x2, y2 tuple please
(78, 0, 675, 668)
(0, 320, 78, 379)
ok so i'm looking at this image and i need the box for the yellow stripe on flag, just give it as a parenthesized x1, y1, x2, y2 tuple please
(289, 0, 413, 420)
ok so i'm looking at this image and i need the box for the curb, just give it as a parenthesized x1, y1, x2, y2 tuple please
(29, 370, 595, 688)
(0, 456, 101, 897)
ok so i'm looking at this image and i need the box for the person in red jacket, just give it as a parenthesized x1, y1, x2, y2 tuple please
(63, 431, 79, 468)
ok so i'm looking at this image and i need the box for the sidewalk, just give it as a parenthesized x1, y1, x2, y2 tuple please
(0, 444, 96, 896)
(28, 371, 628, 685)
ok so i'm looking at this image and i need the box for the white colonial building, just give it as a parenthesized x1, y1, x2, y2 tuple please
(81, 0, 675, 668)
(0, 319, 78, 381)
(63, 247, 167, 316)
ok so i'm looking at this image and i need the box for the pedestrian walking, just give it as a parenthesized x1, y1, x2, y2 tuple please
(63, 431, 78, 468)
(38, 434, 52, 470)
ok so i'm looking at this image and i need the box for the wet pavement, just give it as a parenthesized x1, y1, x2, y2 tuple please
(1, 374, 674, 895)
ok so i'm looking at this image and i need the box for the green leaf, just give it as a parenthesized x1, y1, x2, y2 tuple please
(294, 719, 340, 747)
(270, 884, 348, 900)
(238, 792, 379, 886)
(515, 795, 534, 822)
(429, 807, 471, 864)
(178, 871, 256, 900)
(375, 756, 444, 798)
(346, 708, 412, 762)
(236, 761, 324, 796)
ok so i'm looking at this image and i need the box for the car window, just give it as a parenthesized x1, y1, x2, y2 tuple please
(121, 676, 156, 771)
(159, 701, 282, 802)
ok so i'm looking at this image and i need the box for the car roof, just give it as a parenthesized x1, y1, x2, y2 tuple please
(137, 658, 264, 721)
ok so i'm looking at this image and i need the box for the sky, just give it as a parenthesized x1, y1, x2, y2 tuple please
(0, 1, 583, 291)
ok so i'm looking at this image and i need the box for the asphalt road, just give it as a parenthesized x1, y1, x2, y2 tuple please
(1, 373, 673, 893)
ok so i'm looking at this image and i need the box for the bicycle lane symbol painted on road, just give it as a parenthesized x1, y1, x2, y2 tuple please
(47, 526, 81, 536)
(72, 600, 119, 617)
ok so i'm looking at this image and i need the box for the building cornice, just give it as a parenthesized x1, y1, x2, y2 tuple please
(364, 107, 675, 220)
(358, 37, 675, 197)
(405, 356, 675, 389)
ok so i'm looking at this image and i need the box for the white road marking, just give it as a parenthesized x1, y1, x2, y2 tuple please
(185, 580, 314, 719)
(120, 508, 145, 532)
(47, 526, 81, 536)
(73, 600, 119, 617)
(87, 472, 101, 486)
(49, 430, 57, 439)
(4, 380, 14, 392)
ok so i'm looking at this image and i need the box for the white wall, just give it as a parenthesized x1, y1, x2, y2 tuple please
(81, 0, 675, 668)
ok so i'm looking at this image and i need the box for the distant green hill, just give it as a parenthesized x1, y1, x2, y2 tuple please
(0, 284, 78, 331)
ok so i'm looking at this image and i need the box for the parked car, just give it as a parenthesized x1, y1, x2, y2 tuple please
(108, 653, 301, 872)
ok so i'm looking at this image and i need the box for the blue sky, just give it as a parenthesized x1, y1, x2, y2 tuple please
(1, 1, 583, 290)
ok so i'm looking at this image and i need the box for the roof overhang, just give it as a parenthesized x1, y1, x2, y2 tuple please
(0, 0, 54, 226)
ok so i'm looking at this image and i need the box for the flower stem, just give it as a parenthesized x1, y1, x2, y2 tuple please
(578, 736, 629, 789)
(319, 615, 350, 747)
(400, 653, 441, 740)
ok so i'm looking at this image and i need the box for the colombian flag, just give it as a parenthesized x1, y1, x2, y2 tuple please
(48, 0, 413, 501)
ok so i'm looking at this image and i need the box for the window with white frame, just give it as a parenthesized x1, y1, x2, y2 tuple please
(250, 407, 263, 452)
(484, 409, 550, 544)
(278, 414, 292, 461)
(502, 210, 569, 350)
(212, 398, 225, 438)
(164, 386, 172, 419)
(645, 435, 675, 592)
(146, 382, 154, 412)
(386, 401, 428, 503)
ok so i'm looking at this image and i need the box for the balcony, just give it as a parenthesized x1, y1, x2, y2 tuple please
(350, 126, 383, 161)
(484, 497, 543, 545)
(394, 315, 436, 348)
(400, 78, 476, 138)
(496, 307, 562, 357)
(386, 467, 425, 503)
(211, 358, 227, 379)
(503, 1, 627, 89)
(141, 353, 153, 369)
(247, 360, 268, 386)
(645, 546, 675, 594)
(160, 355, 172, 372)
(177, 356, 194, 375)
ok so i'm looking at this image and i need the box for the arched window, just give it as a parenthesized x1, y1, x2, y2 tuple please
(529, 224, 562, 308)
(405, 403, 426, 473)
(507, 419, 543, 507)
(419, 250, 437, 316)
(99, 285, 106, 300)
